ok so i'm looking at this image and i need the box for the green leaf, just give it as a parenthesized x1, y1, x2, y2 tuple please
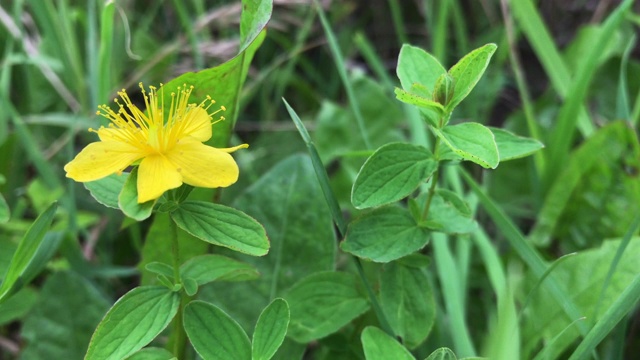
(380, 262, 435, 349)
(84, 173, 128, 209)
(145, 262, 174, 279)
(394, 88, 445, 113)
(85, 286, 179, 360)
(139, 213, 207, 286)
(0, 202, 57, 303)
(425, 347, 457, 360)
(489, 127, 544, 161)
(183, 300, 251, 360)
(523, 237, 640, 359)
(0, 193, 9, 223)
(421, 189, 476, 234)
(0, 287, 37, 326)
(180, 254, 260, 286)
(342, 206, 430, 263)
(285, 272, 370, 343)
(163, 29, 267, 148)
(199, 154, 336, 332)
(239, 0, 273, 53)
(396, 44, 446, 93)
(252, 298, 290, 360)
(125, 347, 176, 360)
(352, 142, 437, 209)
(171, 201, 269, 256)
(432, 122, 499, 169)
(21, 272, 109, 360)
(361, 326, 415, 360)
(446, 43, 497, 112)
(118, 167, 156, 221)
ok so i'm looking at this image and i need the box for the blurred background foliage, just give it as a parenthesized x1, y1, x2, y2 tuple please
(1, 0, 640, 359)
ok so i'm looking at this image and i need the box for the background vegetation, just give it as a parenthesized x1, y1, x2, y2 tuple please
(1, 0, 640, 359)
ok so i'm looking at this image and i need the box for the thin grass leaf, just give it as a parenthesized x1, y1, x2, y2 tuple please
(313, 0, 371, 150)
(616, 34, 636, 120)
(532, 317, 587, 360)
(568, 274, 640, 360)
(433, 233, 476, 357)
(543, 0, 633, 191)
(460, 169, 589, 337)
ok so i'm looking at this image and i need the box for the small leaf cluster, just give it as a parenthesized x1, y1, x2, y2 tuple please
(344, 43, 543, 262)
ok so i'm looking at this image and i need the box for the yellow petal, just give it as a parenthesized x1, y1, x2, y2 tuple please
(165, 140, 239, 188)
(137, 154, 183, 203)
(64, 141, 143, 182)
(180, 107, 212, 142)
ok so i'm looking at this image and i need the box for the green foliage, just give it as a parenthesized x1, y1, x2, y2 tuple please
(85, 287, 180, 360)
(183, 300, 252, 360)
(2, 0, 640, 359)
(171, 201, 268, 256)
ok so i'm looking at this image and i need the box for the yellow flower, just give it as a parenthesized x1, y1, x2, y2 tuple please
(64, 83, 248, 203)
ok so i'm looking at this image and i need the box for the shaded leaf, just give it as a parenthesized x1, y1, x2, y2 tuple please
(361, 326, 415, 360)
(252, 298, 290, 360)
(84, 173, 128, 209)
(180, 254, 260, 286)
(119, 167, 156, 221)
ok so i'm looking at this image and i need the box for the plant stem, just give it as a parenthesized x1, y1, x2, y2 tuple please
(169, 219, 187, 358)
(421, 136, 441, 221)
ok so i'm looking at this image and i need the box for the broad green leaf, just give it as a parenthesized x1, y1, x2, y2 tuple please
(118, 167, 156, 221)
(285, 272, 370, 343)
(200, 155, 335, 332)
(425, 347, 457, 360)
(145, 262, 174, 279)
(184, 300, 251, 360)
(84, 173, 128, 209)
(361, 326, 415, 360)
(21, 272, 109, 360)
(522, 237, 640, 359)
(0, 202, 57, 303)
(0, 287, 37, 326)
(139, 213, 207, 286)
(180, 254, 259, 286)
(171, 201, 269, 256)
(85, 286, 179, 360)
(396, 44, 446, 93)
(352, 142, 437, 209)
(0, 193, 8, 223)
(446, 43, 497, 112)
(342, 206, 430, 263)
(239, 0, 273, 53)
(163, 29, 267, 147)
(489, 127, 544, 161)
(252, 298, 290, 360)
(421, 189, 476, 234)
(380, 262, 435, 349)
(126, 347, 176, 360)
(432, 122, 499, 169)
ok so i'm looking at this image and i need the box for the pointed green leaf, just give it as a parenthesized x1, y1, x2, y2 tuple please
(85, 286, 179, 360)
(84, 173, 128, 209)
(425, 347, 457, 360)
(285, 272, 370, 343)
(180, 254, 260, 286)
(252, 298, 290, 360)
(342, 206, 430, 263)
(119, 168, 156, 221)
(489, 127, 544, 161)
(380, 262, 435, 349)
(397, 44, 446, 93)
(145, 262, 174, 279)
(447, 43, 497, 112)
(394, 88, 444, 127)
(184, 300, 251, 360)
(171, 201, 269, 256)
(0, 288, 37, 326)
(239, 0, 273, 53)
(352, 142, 437, 209)
(361, 326, 415, 360)
(433, 122, 499, 169)
(125, 347, 176, 360)
(0, 202, 57, 303)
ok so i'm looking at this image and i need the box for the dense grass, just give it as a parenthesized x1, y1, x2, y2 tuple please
(1, 0, 640, 359)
